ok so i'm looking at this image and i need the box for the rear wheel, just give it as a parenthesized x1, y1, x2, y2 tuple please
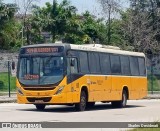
(75, 90, 87, 111)
(35, 104, 46, 110)
(111, 90, 127, 108)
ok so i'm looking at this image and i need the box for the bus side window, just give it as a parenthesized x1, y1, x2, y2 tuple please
(67, 58, 78, 75)
(138, 57, 146, 76)
(70, 58, 78, 74)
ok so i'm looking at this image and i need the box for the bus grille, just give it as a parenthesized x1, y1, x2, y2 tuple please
(23, 87, 56, 91)
(27, 97, 52, 102)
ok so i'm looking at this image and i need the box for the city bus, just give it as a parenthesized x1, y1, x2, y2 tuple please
(16, 43, 147, 111)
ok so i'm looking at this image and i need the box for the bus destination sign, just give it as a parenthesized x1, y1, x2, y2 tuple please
(23, 47, 64, 54)
(26, 47, 58, 54)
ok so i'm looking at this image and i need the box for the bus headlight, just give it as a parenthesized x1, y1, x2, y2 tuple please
(17, 88, 24, 95)
(55, 86, 65, 95)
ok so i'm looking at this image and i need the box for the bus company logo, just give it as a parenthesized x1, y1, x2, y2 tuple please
(2, 123, 11, 128)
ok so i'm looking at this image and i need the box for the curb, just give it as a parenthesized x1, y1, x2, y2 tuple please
(0, 99, 16, 103)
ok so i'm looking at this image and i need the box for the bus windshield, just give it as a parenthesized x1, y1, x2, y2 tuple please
(18, 56, 64, 86)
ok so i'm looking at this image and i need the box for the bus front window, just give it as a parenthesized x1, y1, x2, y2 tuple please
(18, 56, 64, 85)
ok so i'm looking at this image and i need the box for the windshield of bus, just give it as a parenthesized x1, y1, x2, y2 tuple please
(18, 56, 64, 86)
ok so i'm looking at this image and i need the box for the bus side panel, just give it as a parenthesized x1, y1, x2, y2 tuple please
(137, 77, 147, 99)
(110, 76, 131, 101)
(70, 75, 89, 103)
(130, 77, 140, 99)
(87, 75, 112, 102)
(101, 76, 112, 101)
(110, 76, 122, 101)
(130, 77, 147, 100)
(89, 75, 103, 101)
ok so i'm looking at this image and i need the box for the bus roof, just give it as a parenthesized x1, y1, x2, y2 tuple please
(70, 44, 145, 57)
(21, 43, 145, 57)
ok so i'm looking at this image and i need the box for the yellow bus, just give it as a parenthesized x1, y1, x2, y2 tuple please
(16, 43, 147, 111)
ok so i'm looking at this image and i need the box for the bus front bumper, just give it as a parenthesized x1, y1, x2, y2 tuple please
(17, 93, 68, 105)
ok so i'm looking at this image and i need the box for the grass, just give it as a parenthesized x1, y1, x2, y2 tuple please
(148, 75, 160, 91)
(0, 72, 16, 92)
(131, 129, 160, 131)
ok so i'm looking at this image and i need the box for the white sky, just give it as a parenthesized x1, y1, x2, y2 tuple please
(4, 0, 129, 16)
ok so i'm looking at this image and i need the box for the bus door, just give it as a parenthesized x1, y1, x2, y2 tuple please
(67, 57, 80, 103)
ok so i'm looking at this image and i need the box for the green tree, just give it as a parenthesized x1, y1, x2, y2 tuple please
(28, 0, 109, 45)
(50, 0, 77, 42)
(28, 0, 77, 43)
(0, 1, 19, 50)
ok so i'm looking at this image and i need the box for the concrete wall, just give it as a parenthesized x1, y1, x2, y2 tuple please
(0, 52, 18, 73)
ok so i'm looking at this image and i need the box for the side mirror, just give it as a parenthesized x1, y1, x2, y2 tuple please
(70, 59, 75, 67)
(12, 61, 15, 70)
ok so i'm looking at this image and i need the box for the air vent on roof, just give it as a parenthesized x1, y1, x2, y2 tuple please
(83, 44, 121, 50)
(55, 41, 62, 44)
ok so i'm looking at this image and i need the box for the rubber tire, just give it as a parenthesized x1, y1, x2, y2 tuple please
(86, 102, 95, 108)
(75, 90, 87, 111)
(111, 90, 127, 108)
(35, 104, 46, 110)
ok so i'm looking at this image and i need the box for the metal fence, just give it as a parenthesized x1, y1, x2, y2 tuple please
(0, 60, 17, 97)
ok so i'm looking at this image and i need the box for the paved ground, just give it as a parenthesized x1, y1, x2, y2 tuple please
(0, 100, 160, 122)
(1, 100, 160, 131)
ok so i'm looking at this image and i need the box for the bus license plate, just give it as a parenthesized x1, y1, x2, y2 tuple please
(35, 100, 44, 103)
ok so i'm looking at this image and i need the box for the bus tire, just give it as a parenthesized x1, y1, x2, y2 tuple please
(75, 90, 87, 111)
(111, 90, 127, 108)
(35, 104, 46, 110)
(87, 102, 95, 108)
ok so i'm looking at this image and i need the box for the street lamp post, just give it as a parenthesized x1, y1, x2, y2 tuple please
(22, 26, 24, 46)
(108, 4, 111, 45)
(20, 26, 24, 47)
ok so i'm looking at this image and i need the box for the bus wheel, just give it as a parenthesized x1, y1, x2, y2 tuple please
(35, 104, 46, 110)
(87, 102, 95, 108)
(111, 90, 127, 108)
(75, 90, 87, 111)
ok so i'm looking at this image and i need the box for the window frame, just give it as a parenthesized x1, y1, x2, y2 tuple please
(88, 52, 101, 74)
(138, 57, 146, 76)
(129, 56, 140, 76)
(120, 55, 131, 76)
(99, 53, 111, 75)
(110, 54, 121, 75)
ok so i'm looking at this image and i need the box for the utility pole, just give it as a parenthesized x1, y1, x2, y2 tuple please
(107, 4, 111, 45)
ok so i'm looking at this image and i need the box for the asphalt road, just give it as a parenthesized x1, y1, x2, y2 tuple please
(0, 100, 160, 123)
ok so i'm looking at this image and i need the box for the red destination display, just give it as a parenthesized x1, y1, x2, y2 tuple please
(26, 47, 59, 54)
(24, 74, 39, 80)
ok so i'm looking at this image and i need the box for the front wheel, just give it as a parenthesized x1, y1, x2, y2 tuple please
(111, 90, 127, 108)
(75, 90, 87, 111)
(35, 104, 46, 110)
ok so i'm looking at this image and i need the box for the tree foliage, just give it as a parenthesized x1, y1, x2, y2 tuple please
(123, 0, 160, 53)
(0, 1, 20, 50)
(28, 0, 107, 45)
(1, 0, 160, 54)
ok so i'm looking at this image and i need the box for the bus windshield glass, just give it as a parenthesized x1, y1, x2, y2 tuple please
(18, 56, 64, 85)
